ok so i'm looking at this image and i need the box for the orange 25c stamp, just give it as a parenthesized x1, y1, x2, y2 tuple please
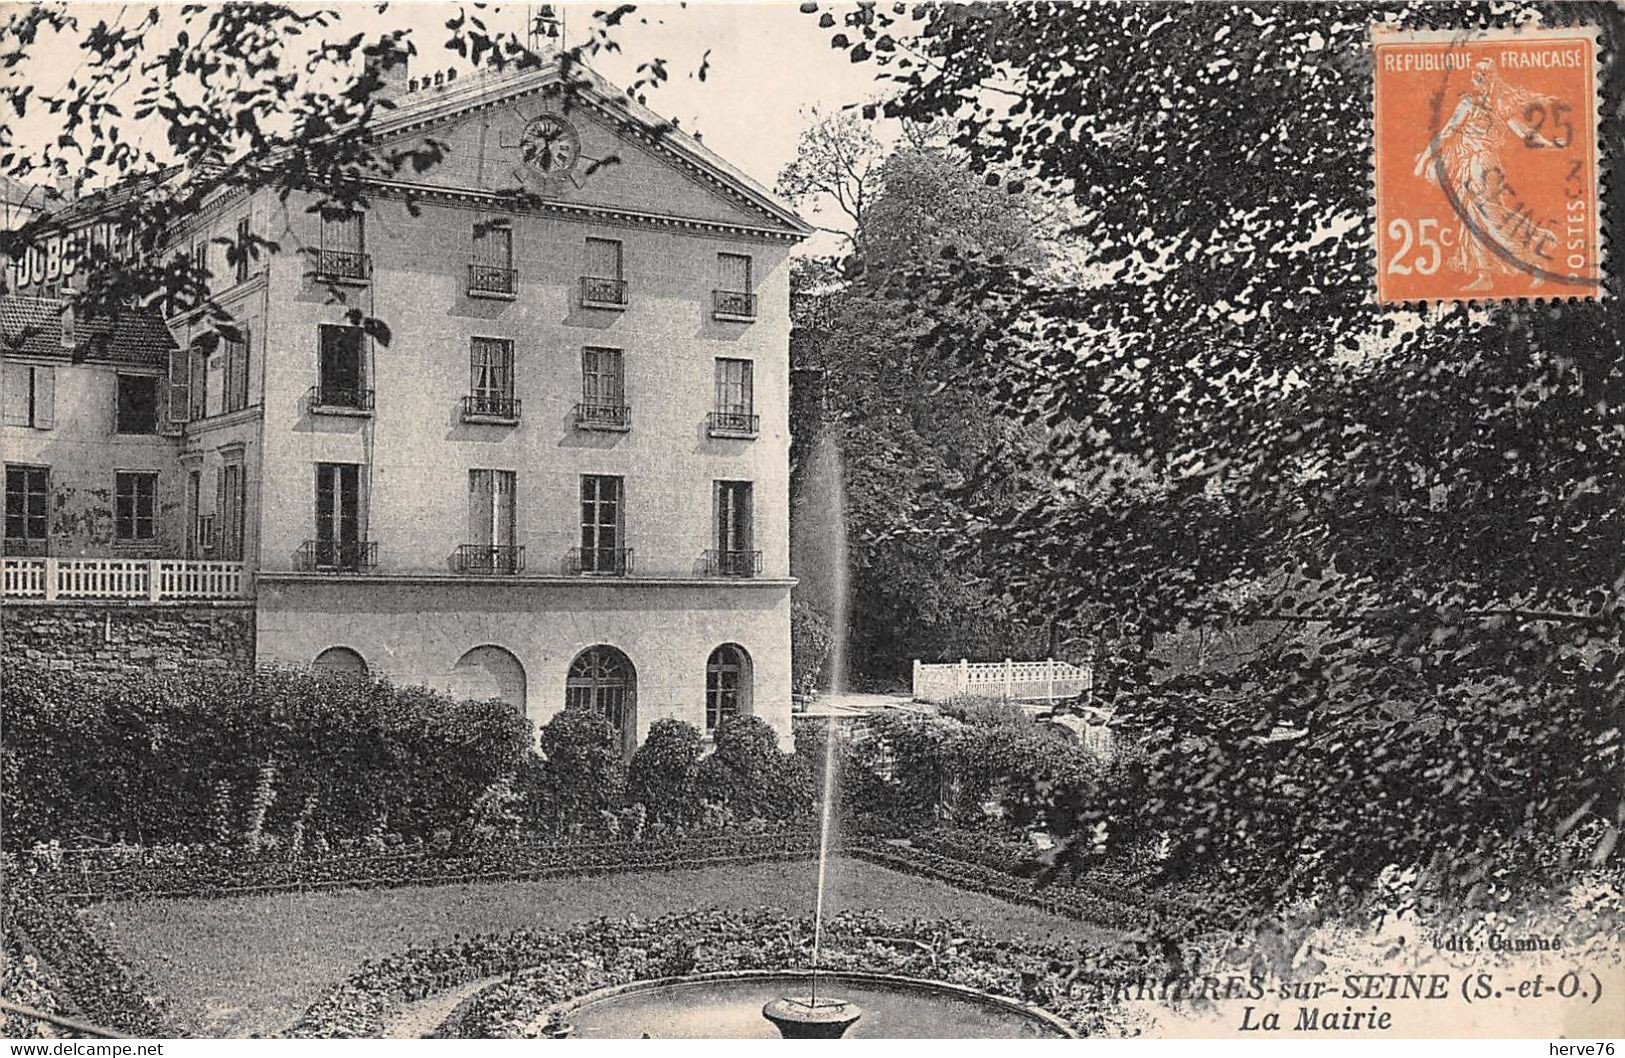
(1372, 25, 1602, 303)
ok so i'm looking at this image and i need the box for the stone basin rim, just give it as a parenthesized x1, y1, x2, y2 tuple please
(543, 968, 1080, 1038)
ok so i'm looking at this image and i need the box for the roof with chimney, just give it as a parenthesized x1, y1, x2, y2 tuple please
(0, 295, 176, 367)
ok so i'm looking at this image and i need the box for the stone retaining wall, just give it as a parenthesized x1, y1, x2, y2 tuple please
(2, 601, 256, 678)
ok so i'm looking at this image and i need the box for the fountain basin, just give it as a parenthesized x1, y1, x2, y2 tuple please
(548, 969, 1077, 1039)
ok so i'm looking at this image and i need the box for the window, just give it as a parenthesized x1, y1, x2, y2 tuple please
(469, 337, 515, 416)
(586, 237, 622, 280)
(578, 474, 625, 573)
(223, 328, 250, 413)
(470, 219, 515, 295)
(712, 481, 757, 576)
(219, 461, 246, 560)
(716, 481, 753, 552)
(192, 239, 208, 289)
(566, 645, 636, 754)
(706, 644, 752, 731)
(5, 465, 49, 552)
(714, 254, 756, 319)
(235, 215, 251, 284)
(3, 364, 54, 429)
(581, 237, 626, 307)
(466, 469, 518, 572)
(115, 375, 160, 434)
(188, 340, 209, 421)
(451, 645, 526, 712)
(313, 646, 368, 677)
(318, 211, 368, 280)
(316, 324, 368, 409)
(314, 462, 365, 568)
(578, 347, 627, 427)
(711, 358, 757, 434)
(115, 471, 158, 542)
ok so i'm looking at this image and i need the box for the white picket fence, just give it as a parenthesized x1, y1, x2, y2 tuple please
(2, 557, 247, 601)
(911, 657, 1093, 704)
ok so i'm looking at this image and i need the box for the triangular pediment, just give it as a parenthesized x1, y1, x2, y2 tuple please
(372, 66, 809, 237)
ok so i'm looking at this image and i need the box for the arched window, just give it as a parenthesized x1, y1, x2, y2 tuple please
(313, 646, 367, 677)
(450, 645, 527, 713)
(706, 644, 753, 731)
(566, 645, 636, 754)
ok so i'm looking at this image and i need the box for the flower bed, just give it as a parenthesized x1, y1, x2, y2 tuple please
(1, 884, 169, 1037)
(30, 828, 822, 903)
(907, 829, 1221, 921)
(847, 841, 1158, 929)
(290, 908, 1144, 1039)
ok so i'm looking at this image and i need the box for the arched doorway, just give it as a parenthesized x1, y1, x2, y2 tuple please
(566, 645, 637, 756)
(705, 644, 753, 732)
(313, 646, 368, 677)
(450, 645, 527, 714)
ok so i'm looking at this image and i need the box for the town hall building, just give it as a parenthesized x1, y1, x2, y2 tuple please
(1, 58, 810, 752)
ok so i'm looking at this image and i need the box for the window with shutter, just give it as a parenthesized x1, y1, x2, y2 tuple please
(168, 349, 190, 424)
(3, 364, 52, 428)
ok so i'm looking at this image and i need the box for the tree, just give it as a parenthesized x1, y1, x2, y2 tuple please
(785, 126, 1057, 683)
(812, 1, 1624, 901)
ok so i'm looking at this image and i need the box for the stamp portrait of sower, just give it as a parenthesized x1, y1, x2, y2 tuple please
(1373, 25, 1602, 303)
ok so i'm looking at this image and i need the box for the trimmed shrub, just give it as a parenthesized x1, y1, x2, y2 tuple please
(697, 716, 811, 822)
(625, 719, 703, 827)
(526, 709, 625, 835)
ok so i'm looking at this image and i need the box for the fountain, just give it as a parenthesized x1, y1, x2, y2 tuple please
(527, 407, 1073, 1040)
(759, 718, 863, 1037)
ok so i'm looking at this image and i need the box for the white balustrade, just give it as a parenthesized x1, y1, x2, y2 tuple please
(0, 557, 247, 601)
(911, 656, 1094, 703)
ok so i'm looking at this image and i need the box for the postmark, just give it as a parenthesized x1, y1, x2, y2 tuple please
(1372, 25, 1602, 303)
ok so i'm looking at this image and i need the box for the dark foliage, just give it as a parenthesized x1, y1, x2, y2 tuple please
(808, 0, 1625, 902)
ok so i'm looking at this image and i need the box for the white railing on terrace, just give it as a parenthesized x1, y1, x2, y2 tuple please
(912, 657, 1093, 704)
(1, 557, 248, 601)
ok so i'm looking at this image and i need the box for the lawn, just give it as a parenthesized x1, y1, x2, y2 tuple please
(89, 854, 1118, 1038)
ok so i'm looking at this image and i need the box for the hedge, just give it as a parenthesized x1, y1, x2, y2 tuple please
(27, 828, 823, 903)
(2, 663, 530, 851)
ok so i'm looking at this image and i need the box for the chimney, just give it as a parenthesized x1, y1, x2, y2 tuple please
(364, 42, 411, 101)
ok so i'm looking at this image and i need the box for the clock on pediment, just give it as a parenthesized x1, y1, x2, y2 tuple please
(519, 114, 581, 177)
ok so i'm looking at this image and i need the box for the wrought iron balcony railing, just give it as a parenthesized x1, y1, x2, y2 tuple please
(579, 275, 628, 308)
(456, 543, 525, 575)
(468, 262, 518, 297)
(298, 540, 378, 572)
(568, 546, 633, 576)
(308, 384, 375, 413)
(705, 548, 762, 577)
(462, 393, 521, 422)
(574, 402, 631, 430)
(707, 410, 760, 437)
(712, 290, 757, 320)
(315, 249, 371, 282)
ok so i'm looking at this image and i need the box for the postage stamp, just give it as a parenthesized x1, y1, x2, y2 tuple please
(1372, 24, 1602, 303)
